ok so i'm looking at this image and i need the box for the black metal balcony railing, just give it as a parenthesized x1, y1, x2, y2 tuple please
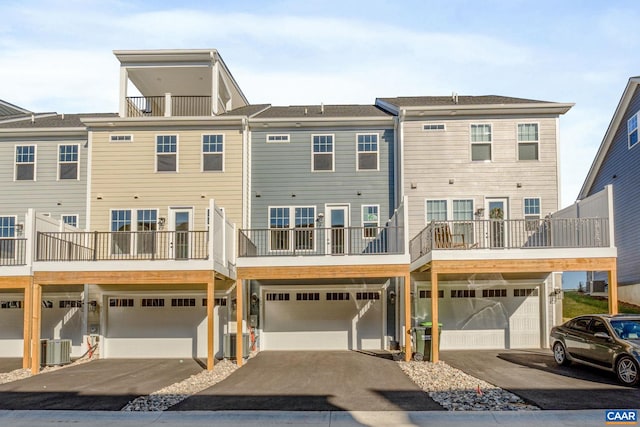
(0, 238, 27, 266)
(410, 218, 610, 262)
(36, 231, 208, 261)
(125, 96, 212, 117)
(238, 226, 404, 257)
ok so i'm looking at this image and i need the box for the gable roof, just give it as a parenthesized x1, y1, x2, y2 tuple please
(0, 113, 117, 129)
(220, 104, 271, 117)
(578, 77, 640, 199)
(253, 104, 392, 119)
(377, 95, 543, 107)
(0, 99, 31, 117)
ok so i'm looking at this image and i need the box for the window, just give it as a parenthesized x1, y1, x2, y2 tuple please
(269, 206, 316, 251)
(589, 319, 609, 335)
(0, 216, 16, 261)
(426, 200, 447, 222)
(357, 134, 378, 170)
(524, 198, 541, 231)
(356, 292, 380, 300)
(294, 207, 315, 250)
(269, 207, 290, 251)
(470, 124, 492, 161)
(15, 145, 35, 180)
(514, 288, 539, 297)
(136, 209, 157, 254)
(58, 144, 79, 179)
(423, 124, 445, 131)
(110, 135, 132, 142)
(141, 298, 165, 307)
(312, 135, 334, 171)
(518, 123, 539, 160)
(59, 300, 82, 308)
(482, 289, 507, 298)
(61, 215, 78, 228)
(171, 298, 195, 307)
(419, 290, 444, 298)
(266, 293, 290, 301)
(111, 210, 132, 255)
(267, 134, 290, 143)
(156, 135, 177, 172)
(451, 289, 476, 298)
(452, 199, 473, 246)
(109, 298, 134, 307)
(361, 205, 379, 238)
(569, 317, 590, 332)
(326, 292, 350, 301)
(0, 301, 22, 309)
(42, 300, 53, 308)
(202, 298, 227, 306)
(296, 292, 320, 301)
(202, 134, 224, 171)
(629, 112, 639, 149)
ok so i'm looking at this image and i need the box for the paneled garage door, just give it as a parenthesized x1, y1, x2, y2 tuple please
(261, 289, 384, 351)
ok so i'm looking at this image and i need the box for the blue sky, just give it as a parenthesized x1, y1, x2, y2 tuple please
(1, 0, 639, 207)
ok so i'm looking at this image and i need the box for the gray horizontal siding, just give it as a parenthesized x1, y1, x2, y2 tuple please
(588, 85, 640, 286)
(250, 127, 395, 228)
(0, 135, 88, 228)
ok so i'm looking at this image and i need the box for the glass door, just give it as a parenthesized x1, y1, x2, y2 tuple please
(326, 205, 349, 255)
(485, 199, 508, 248)
(169, 208, 193, 259)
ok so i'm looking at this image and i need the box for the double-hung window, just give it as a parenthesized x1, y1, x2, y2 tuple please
(15, 145, 35, 180)
(518, 123, 539, 160)
(629, 112, 639, 149)
(0, 216, 16, 262)
(58, 144, 79, 179)
(111, 210, 132, 255)
(357, 134, 378, 170)
(362, 205, 379, 238)
(426, 200, 447, 222)
(202, 134, 223, 171)
(524, 197, 541, 231)
(470, 124, 492, 161)
(269, 207, 316, 252)
(312, 135, 334, 171)
(156, 135, 177, 172)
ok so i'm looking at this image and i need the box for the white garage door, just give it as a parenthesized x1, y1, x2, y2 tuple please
(417, 286, 540, 350)
(262, 289, 383, 351)
(0, 299, 23, 357)
(103, 296, 227, 359)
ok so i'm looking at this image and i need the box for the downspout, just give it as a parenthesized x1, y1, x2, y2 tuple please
(242, 117, 250, 229)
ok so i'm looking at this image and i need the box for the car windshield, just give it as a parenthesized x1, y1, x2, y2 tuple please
(610, 319, 640, 340)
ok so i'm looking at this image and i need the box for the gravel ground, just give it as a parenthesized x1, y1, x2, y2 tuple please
(0, 368, 31, 385)
(121, 359, 239, 411)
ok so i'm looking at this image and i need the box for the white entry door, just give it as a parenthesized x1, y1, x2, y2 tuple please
(326, 205, 349, 255)
(485, 198, 508, 248)
(169, 208, 193, 259)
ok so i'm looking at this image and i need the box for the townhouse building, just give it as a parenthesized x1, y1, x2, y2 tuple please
(0, 48, 619, 373)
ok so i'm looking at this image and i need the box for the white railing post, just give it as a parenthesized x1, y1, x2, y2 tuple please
(208, 199, 215, 266)
(164, 93, 171, 117)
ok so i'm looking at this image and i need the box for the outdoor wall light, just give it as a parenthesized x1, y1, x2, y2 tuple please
(410, 182, 417, 189)
(388, 290, 396, 305)
(449, 178, 455, 184)
(255, 191, 261, 198)
(516, 182, 522, 188)
(250, 292, 259, 306)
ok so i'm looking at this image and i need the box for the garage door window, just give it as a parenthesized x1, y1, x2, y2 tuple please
(419, 290, 444, 298)
(514, 288, 538, 297)
(482, 289, 507, 297)
(141, 298, 165, 307)
(296, 292, 320, 301)
(109, 298, 134, 307)
(0, 301, 22, 309)
(356, 292, 380, 300)
(172, 298, 195, 307)
(202, 298, 227, 306)
(451, 290, 476, 298)
(59, 300, 82, 308)
(326, 292, 350, 301)
(266, 293, 290, 301)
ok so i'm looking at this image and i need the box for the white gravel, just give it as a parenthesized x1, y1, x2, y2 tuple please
(121, 359, 239, 411)
(0, 368, 31, 385)
(397, 359, 539, 411)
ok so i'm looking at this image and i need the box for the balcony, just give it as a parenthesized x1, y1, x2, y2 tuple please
(410, 217, 610, 263)
(125, 95, 212, 117)
(0, 238, 27, 266)
(36, 231, 209, 261)
(238, 226, 404, 257)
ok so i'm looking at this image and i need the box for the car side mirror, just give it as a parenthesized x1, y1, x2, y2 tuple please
(594, 332, 611, 340)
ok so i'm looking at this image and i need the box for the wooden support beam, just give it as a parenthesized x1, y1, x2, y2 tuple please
(236, 279, 243, 367)
(238, 264, 410, 280)
(22, 280, 32, 369)
(0, 276, 31, 288)
(30, 283, 42, 374)
(417, 257, 617, 274)
(404, 272, 411, 362)
(33, 270, 216, 285)
(430, 268, 439, 363)
(207, 277, 215, 371)
(609, 262, 618, 315)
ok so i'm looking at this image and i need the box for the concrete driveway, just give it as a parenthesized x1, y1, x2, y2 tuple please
(441, 349, 640, 409)
(0, 359, 203, 410)
(0, 359, 22, 373)
(171, 351, 444, 411)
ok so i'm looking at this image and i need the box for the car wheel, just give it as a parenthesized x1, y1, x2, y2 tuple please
(553, 342, 570, 366)
(616, 356, 639, 386)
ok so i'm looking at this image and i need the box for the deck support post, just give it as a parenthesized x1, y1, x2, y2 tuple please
(608, 261, 618, 315)
(431, 267, 439, 363)
(404, 272, 412, 361)
(207, 276, 216, 370)
(30, 283, 42, 374)
(235, 279, 243, 367)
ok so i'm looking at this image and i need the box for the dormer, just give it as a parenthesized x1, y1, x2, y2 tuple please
(115, 49, 248, 118)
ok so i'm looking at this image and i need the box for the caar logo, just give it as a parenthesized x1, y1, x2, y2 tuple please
(606, 410, 638, 425)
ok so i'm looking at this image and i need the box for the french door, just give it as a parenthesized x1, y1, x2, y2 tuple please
(326, 205, 349, 255)
(485, 199, 508, 248)
(169, 208, 193, 259)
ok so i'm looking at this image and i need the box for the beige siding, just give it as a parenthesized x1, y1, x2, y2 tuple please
(403, 117, 559, 237)
(89, 129, 243, 231)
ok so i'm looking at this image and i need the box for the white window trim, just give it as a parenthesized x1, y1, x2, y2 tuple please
(109, 134, 133, 143)
(267, 205, 317, 253)
(266, 134, 290, 144)
(201, 133, 225, 173)
(155, 134, 179, 173)
(356, 133, 380, 171)
(425, 198, 475, 224)
(523, 197, 542, 218)
(0, 215, 17, 238)
(628, 112, 639, 149)
(361, 204, 380, 239)
(14, 144, 36, 181)
(423, 123, 446, 131)
(109, 208, 160, 256)
(311, 134, 335, 172)
(517, 122, 540, 161)
(469, 123, 492, 162)
(61, 214, 79, 228)
(57, 143, 80, 181)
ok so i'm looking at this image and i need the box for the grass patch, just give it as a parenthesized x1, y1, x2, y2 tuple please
(563, 291, 640, 320)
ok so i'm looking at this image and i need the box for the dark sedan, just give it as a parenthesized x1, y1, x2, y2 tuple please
(550, 314, 640, 386)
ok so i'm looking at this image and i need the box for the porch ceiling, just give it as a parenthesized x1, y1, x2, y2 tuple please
(253, 277, 391, 286)
(128, 66, 211, 96)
